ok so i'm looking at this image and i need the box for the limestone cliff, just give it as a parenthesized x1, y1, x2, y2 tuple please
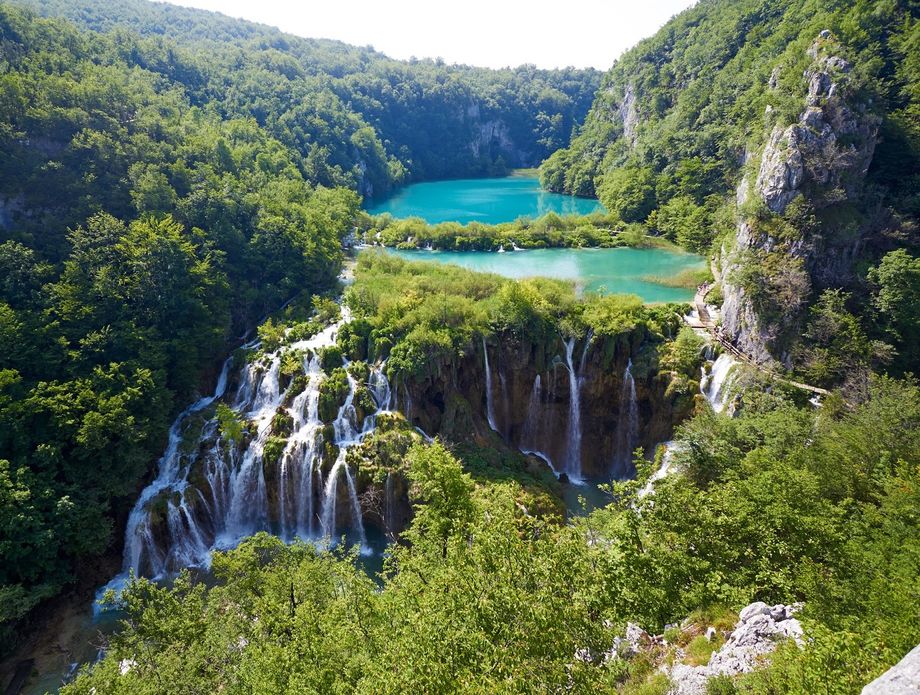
(720, 32, 879, 366)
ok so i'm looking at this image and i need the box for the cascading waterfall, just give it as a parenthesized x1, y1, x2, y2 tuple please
(482, 336, 499, 433)
(613, 359, 640, 476)
(111, 310, 389, 585)
(702, 352, 738, 414)
(638, 441, 686, 498)
(118, 355, 233, 580)
(563, 337, 583, 481)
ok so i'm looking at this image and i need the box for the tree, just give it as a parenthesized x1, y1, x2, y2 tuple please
(654, 195, 710, 251)
(596, 166, 656, 223)
(869, 249, 920, 370)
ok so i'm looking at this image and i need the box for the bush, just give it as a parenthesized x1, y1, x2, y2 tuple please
(706, 675, 738, 695)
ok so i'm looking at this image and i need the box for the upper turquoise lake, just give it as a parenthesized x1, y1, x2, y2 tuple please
(384, 247, 705, 303)
(367, 175, 605, 224)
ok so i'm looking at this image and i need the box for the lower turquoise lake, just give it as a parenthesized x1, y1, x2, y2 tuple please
(383, 247, 705, 303)
(367, 175, 605, 224)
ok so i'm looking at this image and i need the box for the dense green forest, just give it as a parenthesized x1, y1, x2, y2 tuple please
(10, 0, 601, 193)
(1, 0, 919, 693)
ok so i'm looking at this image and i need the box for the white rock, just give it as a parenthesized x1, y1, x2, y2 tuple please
(862, 644, 920, 694)
(668, 663, 710, 695)
(118, 658, 137, 676)
(770, 604, 788, 621)
(706, 626, 717, 642)
(738, 601, 770, 623)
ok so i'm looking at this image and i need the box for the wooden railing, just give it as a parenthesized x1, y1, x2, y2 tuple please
(686, 286, 830, 398)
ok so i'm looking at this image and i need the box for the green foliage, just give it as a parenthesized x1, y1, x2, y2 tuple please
(706, 675, 738, 695)
(597, 166, 657, 223)
(654, 195, 711, 252)
(257, 318, 286, 354)
(215, 403, 242, 444)
(318, 367, 349, 423)
(345, 252, 662, 387)
(360, 210, 622, 251)
(660, 326, 706, 377)
(869, 249, 920, 371)
(319, 345, 344, 373)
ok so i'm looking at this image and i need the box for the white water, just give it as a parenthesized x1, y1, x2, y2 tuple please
(519, 374, 558, 475)
(638, 441, 686, 498)
(702, 352, 738, 414)
(563, 337, 583, 481)
(482, 336, 499, 434)
(613, 359, 639, 477)
(109, 310, 389, 587)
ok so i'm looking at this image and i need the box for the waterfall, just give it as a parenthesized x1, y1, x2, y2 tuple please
(613, 359, 640, 477)
(319, 449, 367, 549)
(702, 352, 738, 414)
(120, 355, 233, 578)
(638, 441, 686, 498)
(111, 308, 387, 584)
(520, 374, 543, 451)
(519, 374, 557, 474)
(563, 337, 583, 481)
(482, 336, 499, 433)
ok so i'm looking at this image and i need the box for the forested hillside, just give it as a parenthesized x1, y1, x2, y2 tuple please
(542, 0, 920, 387)
(10, 0, 601, 195)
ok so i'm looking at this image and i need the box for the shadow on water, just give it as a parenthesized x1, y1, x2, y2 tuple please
(561, 477, 614, 517)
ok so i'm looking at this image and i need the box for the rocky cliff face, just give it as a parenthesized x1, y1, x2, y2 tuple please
(720, 31, 879, 366)
(398, 329, 694, 480)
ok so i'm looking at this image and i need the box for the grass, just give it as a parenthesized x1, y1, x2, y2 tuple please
(686, 634, 722, 666)
(641, 267, 711, 289)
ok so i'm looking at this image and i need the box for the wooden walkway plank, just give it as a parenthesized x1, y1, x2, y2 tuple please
(686, 286, 830, 398)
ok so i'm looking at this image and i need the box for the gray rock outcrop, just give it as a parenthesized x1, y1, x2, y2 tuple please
(719, 32, 879, 366)
(667, 601, 804, 695)
(862, 644, 920, 695)
(618, 83, 639, 146)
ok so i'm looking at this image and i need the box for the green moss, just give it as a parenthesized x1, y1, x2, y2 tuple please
(271, 410, 294, 438)
(346, 360, 370, 383)
(262, 436, 287, 468)
(318, 368, 350, 423)
(320, 345, 344, 373)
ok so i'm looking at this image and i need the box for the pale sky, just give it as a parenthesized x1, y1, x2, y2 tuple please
(165, 0, 697, 70)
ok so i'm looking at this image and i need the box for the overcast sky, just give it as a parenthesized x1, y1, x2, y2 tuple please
(165, 0, 697, 70)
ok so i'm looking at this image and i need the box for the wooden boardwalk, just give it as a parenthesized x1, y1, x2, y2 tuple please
(686, 286, 830, 398)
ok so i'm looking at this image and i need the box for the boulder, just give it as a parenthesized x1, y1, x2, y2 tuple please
(738, 601, 770, 623)
(862, 644, 920, 695)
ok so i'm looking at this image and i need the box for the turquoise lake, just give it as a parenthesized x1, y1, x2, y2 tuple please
(367, 175, 605, 224)
(384, 247, 705, 303)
